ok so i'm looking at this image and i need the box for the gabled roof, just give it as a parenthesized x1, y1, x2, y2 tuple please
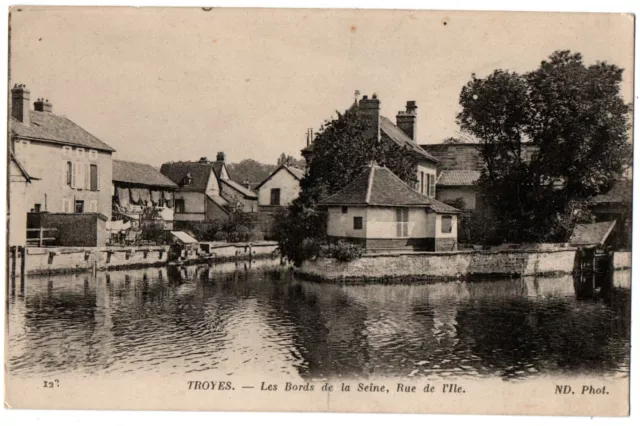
(421, 143, 485, 171)
(255, 164, 305, 190)
(437, 170, 481, 186)
(113, 160, 178, 188)
(160, 162, 214, 192)
(319, 164, 459, 213)
(10, 111, 115, 152)
(590, 180, 633, 205)
(212, 161, 230, 180)
(220, 178, 258, 199)
(10, 151, 35, 182)
(379, 116, 440, 163)
(569, 220, 617, 247)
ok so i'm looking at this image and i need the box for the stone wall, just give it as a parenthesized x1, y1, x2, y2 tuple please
(298, 246, 578, 283)
(13, 242, 279, 276)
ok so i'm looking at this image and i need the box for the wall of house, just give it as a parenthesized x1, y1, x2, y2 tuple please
(366, 207, 433, 239)
(9, 161, 30, 247)
(326, 206, 368, 238)
(298, 246, 578, 282)
(206, 197, 230, 221)
(258, 170, 301, 207)
(173, 192, 205, 221)
(13, 139, 112, 217)
(436, 187, 477, 210)
(415, 161, 437, 196)
(220, 182, 258, 212)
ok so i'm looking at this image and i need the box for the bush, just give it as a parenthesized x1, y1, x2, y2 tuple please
(320, 241, 364, 262)
(273, 203, 327, 266)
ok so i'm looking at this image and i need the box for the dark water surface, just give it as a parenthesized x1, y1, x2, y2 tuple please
(7, 261, 631, 380)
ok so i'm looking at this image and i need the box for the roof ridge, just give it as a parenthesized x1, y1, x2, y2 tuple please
(364, 164, 376, 203)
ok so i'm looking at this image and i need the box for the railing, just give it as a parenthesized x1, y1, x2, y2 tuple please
(26, 227, 57, 247)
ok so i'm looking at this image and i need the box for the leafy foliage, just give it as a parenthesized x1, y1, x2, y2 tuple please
(226, 159, 277, 188)
(457, 50, 631, 243)
(320, 241, 364, 262)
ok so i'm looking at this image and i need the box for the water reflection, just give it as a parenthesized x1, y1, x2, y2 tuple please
(7, 263, 630, 380)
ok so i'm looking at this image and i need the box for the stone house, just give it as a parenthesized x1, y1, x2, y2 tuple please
(9, 83, 116, 247)
(318, 163, 460, 252)
(255, 164, 304, 212)
(301, 93, 441, 197)
(211, 152, 258, 212)
(160, 159, 230, 223)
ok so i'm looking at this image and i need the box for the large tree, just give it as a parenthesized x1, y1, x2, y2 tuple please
(457, 50, 631, 243)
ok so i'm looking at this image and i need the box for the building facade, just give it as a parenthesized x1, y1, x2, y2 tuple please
(8, 153, 33, 247)
(319, 164, 459, 252)
(212, 152, 259, 212)
(255, 164, 304, 212)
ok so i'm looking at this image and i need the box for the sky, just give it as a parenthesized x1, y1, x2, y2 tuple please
(9, 7, 634, 167)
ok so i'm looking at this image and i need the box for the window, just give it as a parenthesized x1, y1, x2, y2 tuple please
(62, 146, 73, 157)
(62, 198, 72, 213)
(66, 161, 72, 186)
(75, 200, 84, 214)
(396, 208, 409, 237)
(89, 149, 99, 160)
(175, 199, 185, 213)
(90, 164, 99, 191)
(420, 171, 425, 194)
(441, 215, 453, 233)
(270, 188, 281, 206)
(353, 216, 363, 230)
(76, 147, 85, 158)
(428, 174, 436, 197)
(341, 206, 348, 214)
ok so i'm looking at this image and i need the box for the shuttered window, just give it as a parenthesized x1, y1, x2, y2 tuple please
(428, 174, 436, 197)
(441, 215, 453, 233)
(90, 164, 99, 191)
(62, 198, 72, 213)
(270, 188, 281, 206)
(396, 208, 409, 237)
(353, 216, 363, 230)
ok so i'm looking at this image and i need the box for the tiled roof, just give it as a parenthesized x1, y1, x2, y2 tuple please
(319, 164, 459, 213)
(569, 221, 617, 246)
(221, 178, 258, 199)
(421, 143, 484, 171)
(379, 116, 440, 163)
(160, 162, 214, 192)
(10, 111, 115, 152)
(10, 151, 35, 181)
(590, 180, 633, 205)
(207, 194, 229, 209)
(437, 170, 481, 186)
(113, 160, 178, 188)
(284, 165, 305, 180)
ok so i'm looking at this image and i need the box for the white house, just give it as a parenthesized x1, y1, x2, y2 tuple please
(318, 164, 460, 252)
(255, 164, 304, 211)
(8, 152, 33, 247)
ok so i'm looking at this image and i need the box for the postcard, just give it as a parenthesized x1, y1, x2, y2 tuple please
(4, 6, 633, 416)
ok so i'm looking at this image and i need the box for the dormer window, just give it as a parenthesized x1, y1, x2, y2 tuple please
(181, 172, 193, 186)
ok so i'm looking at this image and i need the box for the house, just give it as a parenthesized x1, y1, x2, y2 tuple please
(211, 152, 259, 212)
(9, 84, 116, 247)
(112, 159, 178, 230)
(8, 152, 34, 247)
(160, 159, 230, 223)
(255, 164, 305, 211)
(588, 179, 633, 249)
(318, 163, 460, 252)
(301, 94, 441, 197)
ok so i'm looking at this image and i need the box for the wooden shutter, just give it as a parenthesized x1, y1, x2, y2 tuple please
(84, 163, 91, 189)
(71, 163, 77, 188)
(62, 162, 67, 186)
(403, 209, 409, 236)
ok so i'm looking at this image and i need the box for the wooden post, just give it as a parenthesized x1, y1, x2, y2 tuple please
(10, 246, 16, 278)
(19, 246, 26, 277)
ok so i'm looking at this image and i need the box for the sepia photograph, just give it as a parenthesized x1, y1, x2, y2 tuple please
(3, 4, 635, 417)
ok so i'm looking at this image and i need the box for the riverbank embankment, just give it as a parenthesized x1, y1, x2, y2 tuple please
(297, 246, 631, 283)
(9, 241, 279, 276)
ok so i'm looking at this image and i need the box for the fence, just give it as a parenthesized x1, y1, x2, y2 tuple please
(26, 227, 57, 247)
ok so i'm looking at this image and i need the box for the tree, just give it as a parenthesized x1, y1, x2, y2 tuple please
(457, 50, 631, 243)
(275, 107, 418, 264)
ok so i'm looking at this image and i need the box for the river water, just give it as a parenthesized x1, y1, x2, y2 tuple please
(6, 261, 631, 380)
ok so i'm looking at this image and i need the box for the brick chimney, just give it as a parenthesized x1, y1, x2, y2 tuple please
(34, 98, 53, 113)
(216, 152, 226, 163)
(11, 84, 30, 124)
(396, 101, 417, 141)
(357, 93, 381, 142)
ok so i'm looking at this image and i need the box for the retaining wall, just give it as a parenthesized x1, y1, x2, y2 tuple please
(298, 247, 579, 283)
(13, 242, 279, 276)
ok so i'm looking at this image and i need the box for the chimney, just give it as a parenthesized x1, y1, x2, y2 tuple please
(34, 98, 53, 113)
(243, 179, 251, 189)
(216, 152, 226, 163)
(11, 84, 30, 124)
(198, 156, 209, 163)
(357, 93, 381, 142)
(396, 101, 417, 141)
